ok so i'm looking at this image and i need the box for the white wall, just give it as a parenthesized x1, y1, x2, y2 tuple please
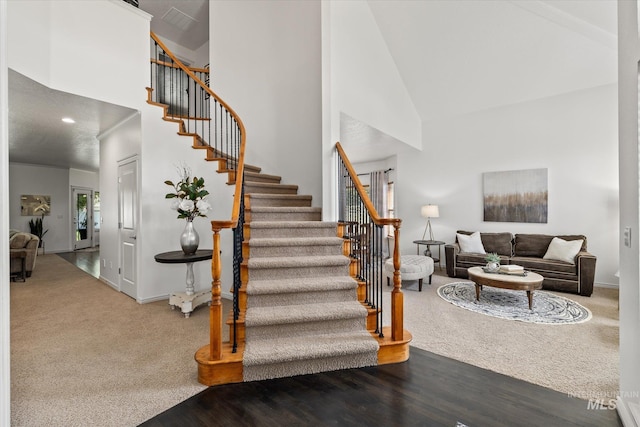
(322, 2, 617, 286)
(69, 169, 98, 190)
(210, 0, 322, 205)
(6, 0, 51, 90)
(616, 0, 640, 423)
(1, 0, 11, 422)
(8, 163, 71, 253)
(329, 1, 421, 151)
(395, 84, 618, 286)
(99, 113, 141, 291)
(138, 103, 233, 302)
(8, 0, 150, 110)
(322, 1, 421, 221)
(100, 103, 236, 302)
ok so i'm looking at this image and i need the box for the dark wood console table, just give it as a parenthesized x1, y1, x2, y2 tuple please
(154, 250, 213, 318)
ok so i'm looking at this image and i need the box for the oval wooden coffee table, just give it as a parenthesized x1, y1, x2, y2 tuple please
(467, 266, 544, 310)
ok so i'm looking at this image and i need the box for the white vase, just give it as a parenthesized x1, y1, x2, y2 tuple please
(180, 220, 199, 255)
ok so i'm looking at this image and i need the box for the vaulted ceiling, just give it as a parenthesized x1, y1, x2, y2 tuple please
(368, 0, 617, 123)
(138, 0, 209, 51)
(8, 0, 617, 171)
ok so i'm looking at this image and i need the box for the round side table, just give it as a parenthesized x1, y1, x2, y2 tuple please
(412, 240, 445, 269)
(154, 250, 213, 318)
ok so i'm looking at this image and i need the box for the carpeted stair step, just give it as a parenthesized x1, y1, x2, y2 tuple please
(247, 255, 350, 280)
(243, 330, 379, 382)
(247, 221, 338, 238)
(245, 300, 367, 339)
(245, 182, 298, 195)
(246, 276, 358, 307)
(247, 237, 343, 258)
(247, 206, 322, 222)
(244, 171, 282, 184)
(246, 194, 312, 208)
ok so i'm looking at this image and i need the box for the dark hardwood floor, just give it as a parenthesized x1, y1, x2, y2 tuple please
(141, 346, 621, 427)
(56, 248, 100, 278)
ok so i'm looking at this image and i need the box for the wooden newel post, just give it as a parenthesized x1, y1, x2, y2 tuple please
(209, 227, 223, 361)
(391, 224, 403, 341)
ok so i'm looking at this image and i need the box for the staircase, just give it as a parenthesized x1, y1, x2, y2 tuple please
(147, 32, 411, 387)
(241, 183, 379, 381)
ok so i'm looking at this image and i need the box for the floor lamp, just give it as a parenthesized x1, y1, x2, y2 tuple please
(421, 204, 439, 242)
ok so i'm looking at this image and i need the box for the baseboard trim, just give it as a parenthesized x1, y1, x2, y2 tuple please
(138, 294, 170, 304)
(99, 276, 119, 291)
(616, 396, 640, 427)
(595, 282, 619, 289)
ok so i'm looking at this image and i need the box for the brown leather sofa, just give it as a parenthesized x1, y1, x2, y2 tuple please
(445, 231, 597, 296)
(10, 230, 39, 278)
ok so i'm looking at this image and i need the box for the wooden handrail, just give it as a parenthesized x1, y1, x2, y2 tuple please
(335, 141, 403, 340)
(335, 142, 401, 229)
(150, 32, 246, 230)
(150, 58, 210, 74)
(151, 32, 247, 363)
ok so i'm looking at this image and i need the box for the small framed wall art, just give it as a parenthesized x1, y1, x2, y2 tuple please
(20, 195, 51, 216)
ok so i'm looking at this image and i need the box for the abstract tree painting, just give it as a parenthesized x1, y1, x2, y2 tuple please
(483, 168, 548, 223)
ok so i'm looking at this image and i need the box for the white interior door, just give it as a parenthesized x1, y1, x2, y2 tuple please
(118, 159, 138, 299)
(72, 187, 92, 250)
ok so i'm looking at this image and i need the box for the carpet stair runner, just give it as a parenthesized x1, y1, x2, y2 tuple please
(241, 173, 379, 382)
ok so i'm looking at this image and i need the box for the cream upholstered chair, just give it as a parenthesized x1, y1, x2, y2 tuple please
(384, 255, 434, 292)
(10, 231, 39, 278)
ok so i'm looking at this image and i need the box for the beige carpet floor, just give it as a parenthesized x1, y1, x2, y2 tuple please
(10, 255, 619, 426)
(11, 254, 229, 426)
(383, 269, 619, 401)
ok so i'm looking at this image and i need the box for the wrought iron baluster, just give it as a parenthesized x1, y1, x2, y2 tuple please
(232, 179, 245, 353)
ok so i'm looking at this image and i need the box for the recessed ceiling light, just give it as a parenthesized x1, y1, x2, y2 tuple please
(62, 117, 75, 124)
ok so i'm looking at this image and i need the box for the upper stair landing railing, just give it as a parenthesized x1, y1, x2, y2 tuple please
(149, 33, 242, 172)
(148, 33, 247, 366)
(335, 142, 404, 341)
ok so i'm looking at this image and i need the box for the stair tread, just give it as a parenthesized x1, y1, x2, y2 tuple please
(248, 221, 337, 229)
(248, 206, 321, 212)
(248, 237, 343, 247)
(246, 276, 357, 295)
(248, 255, 350, 269)
(246, 182, 298, 189)
(245, 171, 281, 181)
(243, 330, 378, 366)
(247, 194, 311, 199)
(245, 300, 368, 326)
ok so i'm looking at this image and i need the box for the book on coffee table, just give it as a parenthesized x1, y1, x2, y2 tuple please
(500, 264, 525, 274)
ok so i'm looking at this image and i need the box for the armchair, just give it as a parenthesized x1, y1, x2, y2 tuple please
(10, 231, 39, 278)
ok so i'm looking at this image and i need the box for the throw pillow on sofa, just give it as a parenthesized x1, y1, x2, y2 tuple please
(543, 237, 583, 264)
(457, 231, 486, 254)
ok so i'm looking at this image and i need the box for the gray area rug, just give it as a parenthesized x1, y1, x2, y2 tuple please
(437, 282, 592, 324)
